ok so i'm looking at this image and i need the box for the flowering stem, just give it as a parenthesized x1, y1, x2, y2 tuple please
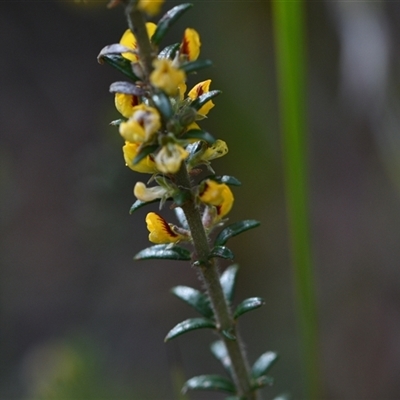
(175, 165, 256, 400)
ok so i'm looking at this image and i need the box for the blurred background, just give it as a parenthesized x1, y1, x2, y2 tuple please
(2, 1, 400, 399)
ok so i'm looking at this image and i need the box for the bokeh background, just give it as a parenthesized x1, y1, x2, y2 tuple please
(2, 1, 400, 399)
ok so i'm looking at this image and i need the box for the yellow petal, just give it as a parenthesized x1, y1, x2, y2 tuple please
(199, 180, 234, 220)
(122, 142, 158, 174)
(115, 93, 141, 118)
(137, 0, 164, 16)
(180, 28, 201, 61)
(154, 144, 189, 174)
(150, 59, 186, 96)
(202, 140, 228, 161)
(188, 79, 214, 116)
(145, 212, 183, 243)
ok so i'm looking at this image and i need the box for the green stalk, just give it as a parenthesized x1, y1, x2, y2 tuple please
(272, 2, 321, 399)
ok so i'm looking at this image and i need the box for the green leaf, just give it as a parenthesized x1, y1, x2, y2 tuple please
(129, 199, 159, 214)
(233, 297, 265, 319)
(109, 81, 144, 96)
(173, 190, 191, 207)
(100, 54, 139, 81)
(214, 220, 261, 247)
(171, 286, 213, 318)
(251, 351, 279, 379)
(205, 175, 241, 186)
(152, 92, 173, 120)
(165, 318, 215, 341)
(220, 264, 239, 304)
(190, 90, 221, 111)
(182, 375, 235, 394)
(209, 246, 234, 260)
(134, 244, 191, 261)
(252, 375, 274, 389)
(180, 59, 213, 74)
(210, 341, 233, 378)
(152, 3, 193, 46)
(109, 118, 125, 126)
(133, 144, 158, 165)
(180, 129, 216, 144)
(221, 328, 236, 341)
(158, 43, 180, 59)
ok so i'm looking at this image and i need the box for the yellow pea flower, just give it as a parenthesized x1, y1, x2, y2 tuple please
(137, 0, 164, 16)
(134, 182, 167, 202)
(123, 142, 158, 174)
(115, 93, 140, 118)
(180, 28, 201, 61)
(119, 23, 157, 62)
(188, 80, 214, 116)
(199, 180, 234, 220)
(154, 143, 189, 174)
(202, 139, 228, 161)
(145, 212, 189, 244)
(150, 59, 186, 96)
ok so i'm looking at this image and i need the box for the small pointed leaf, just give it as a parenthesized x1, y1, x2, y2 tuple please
(99, 54, 139, 81)
(158, 43, 180, 59)
(252, 375, 274, 389)
(222, 328, 236, 341)
(251, 351, 279, 379)
(180, 59, 213, 74)
(220, 264, 239, 303)
(210, 341, 233, 378)
(180, 129, 216, 144)
(109, 119, 125, 126)
(165, 318, 215, 341)
(214, 220, 261, 247)
(182, 375, 235, 394)
(97, 43, 134, 61)
(209, 246, 234, 260)
(133, 144, 158, 165)
(109, 81, 145, 96)
(152, 92, 173, 120)
(152, 4, 193, 46)
(234, 297, 265, 319)
(171, 286, 213, 318)
(134, 244, 191, 261)
(206, 175, 241, 186)
(191, 90, 221, 111)
(129, 199, 159, 214)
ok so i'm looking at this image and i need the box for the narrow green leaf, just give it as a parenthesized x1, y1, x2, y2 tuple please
(190, 90, 221, 111)
(182, 375, 235, 394)
(205, 175, 241, 186)
(100, 54, 139, 81)
(252, 375, 274, 389)
(209, 246, 234, 260)
(165, 318, 215, 341)
(158, 43, 180, 59)
(214, 220, 260, 247)
(180, 59, 213, 74)
(109, 81, 144, 96)
(221, 328, 236, 341)
(210, 341, 233, 378)
(129, 199, 159, 214)
(251, 351, 279, 379)
(180, 129, 216, 144)
(109, 119, 125, 126)
(233, 297, 265, 319)
(152, 92, 173, 120)
(152, 3, 193, 46)
(134, 244, 191, 261)
(133, 144, 158, 165)
(171, 286, 213, 318)
(219, 264, 239, 304)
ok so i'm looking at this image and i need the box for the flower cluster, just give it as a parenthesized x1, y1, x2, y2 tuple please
(99, 3, 233, 245)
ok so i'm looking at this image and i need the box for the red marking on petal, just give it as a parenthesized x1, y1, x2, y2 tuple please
(131, 95, 140, 107)
(181, 36, 190, 57)
(159, 216, 178, 238)
(196, 85, 204, 96)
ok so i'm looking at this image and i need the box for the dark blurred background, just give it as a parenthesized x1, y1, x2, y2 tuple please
(2, 1, 400, 399)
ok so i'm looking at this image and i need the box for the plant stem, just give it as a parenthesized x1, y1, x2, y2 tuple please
(272, 1, 321, 398)
(125, 5, 256, 397)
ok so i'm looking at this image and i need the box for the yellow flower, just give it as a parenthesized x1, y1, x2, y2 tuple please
(119, 23, 157, 62)
(202, 139, 228, 161)
(123, 142, 158, 174)
(134, 182, 167, 202)
(188, 80, 214, 116)
(180, 28, 201, 61)
(154, 143, 189, 174)
(137, 0, 164, 16)
(119, 104, 161, 143)
(199, 180, 234, 220)
(145, 212, 188, 244)
(115, 93, 140, 118)
(150, 59, 186, 96)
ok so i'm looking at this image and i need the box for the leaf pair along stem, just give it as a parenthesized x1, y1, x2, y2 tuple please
(124, 2, 256, 398)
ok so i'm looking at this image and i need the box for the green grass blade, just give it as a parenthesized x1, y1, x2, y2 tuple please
(272, 2, 321, 398)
